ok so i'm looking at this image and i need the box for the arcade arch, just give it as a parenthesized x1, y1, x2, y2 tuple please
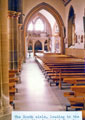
(23, 2, 65, 58)
(34, 40, 42, 51)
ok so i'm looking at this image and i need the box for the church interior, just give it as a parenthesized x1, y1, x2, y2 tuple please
(0, 0, 85, 120)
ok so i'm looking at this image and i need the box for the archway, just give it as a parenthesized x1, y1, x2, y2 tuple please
(28, 45, 32, 50)
(23, 2, 65, 58)
(68, 6, 75, 47)
(28, 45, 32, 57)
(34, 40, 42, 53)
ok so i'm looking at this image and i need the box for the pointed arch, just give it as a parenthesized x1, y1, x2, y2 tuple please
(23, 2, 65, 55)
(34, 40, 42, 51)
(28, 45, 32, 50)
(68, 6, 74, 21)
(68, 5, 75, 47)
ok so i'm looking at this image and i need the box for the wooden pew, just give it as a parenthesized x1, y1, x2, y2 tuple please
(65, 97, 85, 111)
(35, 54, 85, 88)
(9, 70, 19, 109)
(46, 64, 85, 87)
(9, 82, 16, 88)
(64, 78, 85, 85)
(9, 69, 18, 73)
(71, 86, 85, 96)
(82, 110, 85, 120)
(64, 86, 85, 111)
(64, 86, 85, 98)
(9, 82, 16, 97)
(9, 95, 15, 109)
(9, 73, 15, 78)
(50, 72, 85, 88)
(9, 77, 19, 83)
(36, 54, 85, 115)
(9, 82, 16, 109)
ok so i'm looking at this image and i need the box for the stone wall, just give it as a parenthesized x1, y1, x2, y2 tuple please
(65, 48, 85, 59)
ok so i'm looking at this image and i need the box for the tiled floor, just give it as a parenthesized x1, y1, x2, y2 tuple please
(14, 57, 69, 111)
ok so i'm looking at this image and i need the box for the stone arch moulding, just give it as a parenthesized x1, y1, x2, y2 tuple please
(23, 2, 65, 55)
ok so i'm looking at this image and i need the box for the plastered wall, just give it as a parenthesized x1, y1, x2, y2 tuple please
(65, 0, 85, 58)
(65, 0, 85, 37)
(65, 48, 85, 59)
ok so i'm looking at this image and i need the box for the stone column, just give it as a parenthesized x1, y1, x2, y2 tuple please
(25, 36, 28, 58)
(18, 24, 22, 61)
(51, 36, 55, 53)
(60, 26, 65, 54)
(42, 41, 44, 53)
(21, 29, 25, 61)
(13, 12, 21, 70)
(0, 12, 2, 111)
(33, 41, 35, 56)
(8, 11, 15, 70)
(0, 0, 12, 118)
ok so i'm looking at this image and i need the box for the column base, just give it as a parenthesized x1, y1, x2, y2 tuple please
(0, 105, 13, 120)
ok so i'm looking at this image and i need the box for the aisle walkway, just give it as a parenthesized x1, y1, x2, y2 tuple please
(14, 57, 69, 111)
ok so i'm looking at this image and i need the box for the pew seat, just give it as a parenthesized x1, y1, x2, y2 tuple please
(64, 91, 74, 97)
(9, 95, 15, 109)
(82, 110, 85, 120)
(9, 88, 16, 95)
(9, 77, 19, 83)
(64, 78, 85, 85)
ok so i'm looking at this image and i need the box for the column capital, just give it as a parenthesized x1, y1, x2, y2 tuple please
(8, 11, 16, 17)
(14, 12, 21, 18)
(8, 11, 21, 18)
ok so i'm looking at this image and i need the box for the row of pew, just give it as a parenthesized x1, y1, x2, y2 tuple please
(9, 58, 23, 109)
(9, 70, 19, 109)
(35, 53, 85, 119)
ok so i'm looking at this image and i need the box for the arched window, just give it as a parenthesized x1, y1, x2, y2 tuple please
(28, 22, 33, 31)
(35, 18, 44, 31)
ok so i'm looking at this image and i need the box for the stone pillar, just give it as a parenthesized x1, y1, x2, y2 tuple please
(25, 36, 28, 58)
(8, 11, 21, 70)
(18, 24, 22, 61)
(0, 0, 12, 119)
(51, 36, 55, 53)
(21, 29, 25, 61)
(61, 26, 65, 54)
(42, 41, 44, 53)
(21, 29, 23, 61)
(8, 11, 15, 70)
(33, 41, 35, 56)
(13, 12, 21, 70)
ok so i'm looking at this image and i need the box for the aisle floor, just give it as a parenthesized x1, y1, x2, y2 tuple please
(14, 57, 69, 111)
